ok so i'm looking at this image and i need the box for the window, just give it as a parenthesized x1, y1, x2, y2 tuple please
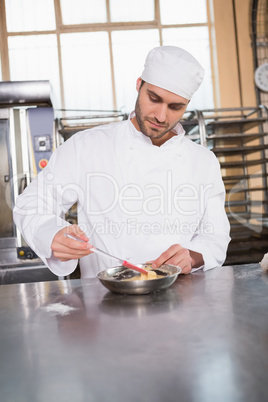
(112, 29, 160, 111)
(159, 0, 207, 24)
(162, 27, 213, 110)
(61, 0, 107, 24)
(1, 0, 213, 113)
(60, 32, 113, 110)
(110, 0, 155, 22)
(8, 35, 61, 103)
(5, 0, 56, 31)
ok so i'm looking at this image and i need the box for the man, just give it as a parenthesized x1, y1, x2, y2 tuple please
(13, 46, 231, 277)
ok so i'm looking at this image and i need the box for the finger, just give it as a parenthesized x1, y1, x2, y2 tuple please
(55, 228, 92, 250)
(63, 237, 93, 251)
(53, 249, 91, 260)
(161, 256, 191, 274)
(53, 246, 92, 258)
(167, 248, 191, 265)
(166, 249, 192, 273)
(152, 245, 193, 274)
(178, 261, 192, 274)
(152, 244, 183, 268)
(181, 265, 192, 274)
(52, 241, 92, 258)
(66, 225, 89, 242)
(52, 240, 92, 255)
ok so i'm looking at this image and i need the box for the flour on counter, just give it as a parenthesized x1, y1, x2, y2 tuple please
(41, 303, 78, 316)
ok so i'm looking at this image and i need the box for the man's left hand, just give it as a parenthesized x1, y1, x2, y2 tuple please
(150, 244, 204, 274)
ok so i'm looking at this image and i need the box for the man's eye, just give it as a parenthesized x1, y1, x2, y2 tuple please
(149, 96, 159, 103)
(170, 105, 183, 111)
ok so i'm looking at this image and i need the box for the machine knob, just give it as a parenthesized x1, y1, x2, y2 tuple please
(25, 251, 34, 259)
(17, 247, 38, 260)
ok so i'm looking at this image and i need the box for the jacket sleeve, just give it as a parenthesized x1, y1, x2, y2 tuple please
(13, 136, 80, 276)
(185, 154, 231, 271)
(188, 191, 231, 271)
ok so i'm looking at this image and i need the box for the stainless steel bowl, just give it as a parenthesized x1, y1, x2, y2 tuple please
(97, 264, 182, 295)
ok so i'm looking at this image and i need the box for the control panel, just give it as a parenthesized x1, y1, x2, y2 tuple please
(17, 246, 39, 260)
(27, 107, 54, 174)
(34, 134, 51, 152)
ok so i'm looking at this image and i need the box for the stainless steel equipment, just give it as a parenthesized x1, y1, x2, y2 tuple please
(56, 108, 128, 141)
(2, 263, 268, 402)
(0, 80, 57, 283)
(97, 264, 181, 295)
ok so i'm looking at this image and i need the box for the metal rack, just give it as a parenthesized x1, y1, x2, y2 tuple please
(181, 106, 268, 265)
(55, 109, 128, 142)
(251, 0, 268, 106)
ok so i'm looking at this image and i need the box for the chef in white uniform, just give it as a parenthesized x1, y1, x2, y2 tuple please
(13, 46, 231, 278)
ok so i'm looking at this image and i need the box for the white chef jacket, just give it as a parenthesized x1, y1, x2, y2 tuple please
(13, 113, 231, 278)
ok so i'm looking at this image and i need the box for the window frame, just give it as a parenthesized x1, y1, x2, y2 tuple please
(0, 0, 214, 110)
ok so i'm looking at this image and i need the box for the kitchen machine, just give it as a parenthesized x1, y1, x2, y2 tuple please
(0, 80, 58, 284)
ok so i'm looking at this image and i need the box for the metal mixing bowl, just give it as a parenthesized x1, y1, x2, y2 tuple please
(97, 264, 182, 295)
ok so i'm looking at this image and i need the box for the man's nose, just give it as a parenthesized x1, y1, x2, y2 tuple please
(154, 104, 167, 123)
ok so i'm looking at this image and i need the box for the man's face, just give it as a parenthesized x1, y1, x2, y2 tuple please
(133, 79, 189, 146)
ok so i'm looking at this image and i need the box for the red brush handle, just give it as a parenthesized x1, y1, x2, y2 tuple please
(122, 261, 148, 274)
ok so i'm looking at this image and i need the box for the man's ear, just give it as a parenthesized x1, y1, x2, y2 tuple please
(136, 77, 142, 92)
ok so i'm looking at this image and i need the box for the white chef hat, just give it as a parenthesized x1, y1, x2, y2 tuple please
(141, 46, 205, 100)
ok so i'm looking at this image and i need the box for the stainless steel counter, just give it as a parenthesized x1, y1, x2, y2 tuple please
(1, 263, 268, 402)
(0, 263, 58, 285)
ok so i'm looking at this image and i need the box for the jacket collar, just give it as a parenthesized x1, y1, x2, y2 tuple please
(128, 111, 186, 149)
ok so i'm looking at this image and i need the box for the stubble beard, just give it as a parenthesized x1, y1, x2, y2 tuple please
(135, 96, 172, 140)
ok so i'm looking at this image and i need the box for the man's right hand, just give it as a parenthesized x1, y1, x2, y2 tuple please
(51, 225, 93, 261)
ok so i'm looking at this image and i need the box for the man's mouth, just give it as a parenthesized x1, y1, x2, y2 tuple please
(147, 119, 167, 129)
